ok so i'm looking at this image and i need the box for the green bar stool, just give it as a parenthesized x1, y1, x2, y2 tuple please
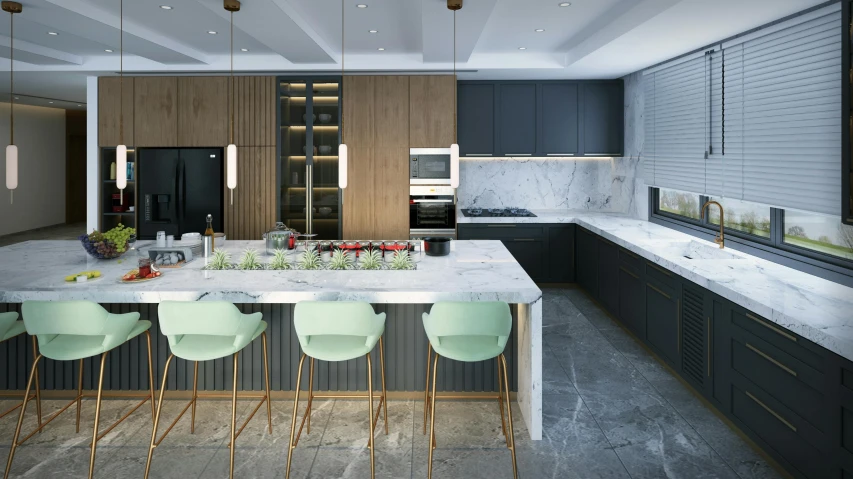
(422, 301, 517, 479)
(5, 301, 155, 479)
(0, 312, 41, 426)
(286, 301, 388, 479)
(145, 301, 272, 479)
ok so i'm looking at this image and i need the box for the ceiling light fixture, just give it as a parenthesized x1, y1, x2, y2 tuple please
(558, 2, 571, 6)
(208, 30, 217, 34)
(225, 0, 240, 205)
(105, 49, 113, 52)
(356, 4, 367, 8)
(159, 5, 172, 9)
(4, 1, 20, 204)
(377, 47, 385, 51)
(535, 28, 545, 32)
(241, 48, 248, 52)
(338, 0, 348, 190)
(448, 0, 461, 189)
(116, 0, 127, 205)
(518, 47, 527, 50)
(47, 31, 58, 35)
(48, 101, 53, 104)
(368, 29, 378, 33)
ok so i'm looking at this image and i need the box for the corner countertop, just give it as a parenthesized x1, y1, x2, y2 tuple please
(459, 208, 853, 362)
(0, 240, 541, 305)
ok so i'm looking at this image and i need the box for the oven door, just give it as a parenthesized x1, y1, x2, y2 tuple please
(409, 197, 456, 232)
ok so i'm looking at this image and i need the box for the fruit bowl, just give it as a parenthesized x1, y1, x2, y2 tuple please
(79, 224, 135, 260)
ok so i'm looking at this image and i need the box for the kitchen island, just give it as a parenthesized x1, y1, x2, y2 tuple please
(0, 239, 543, 440)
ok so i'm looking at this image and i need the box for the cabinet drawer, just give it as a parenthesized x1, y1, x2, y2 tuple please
(458, 224, 545, 240)
(645, 261, 676, 289)
(730, 331, 826, 430)
(730, 308, 826, 373)
(731, 381, 826, 479)
(618, 247, 643, 272)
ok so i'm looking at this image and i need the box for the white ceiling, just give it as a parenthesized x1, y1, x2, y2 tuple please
(0, 0, 830, 108)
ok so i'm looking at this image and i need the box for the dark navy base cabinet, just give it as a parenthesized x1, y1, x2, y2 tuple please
(572, 227, 849, 479)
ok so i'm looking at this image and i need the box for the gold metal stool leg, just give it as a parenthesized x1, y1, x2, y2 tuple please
(423, 343, 432, 434)
(306, 357, 314, 435)
(191, 361, 199, 433)
(497, 356, 508, 440)
(145, 331, 156, 423)
(285, 353, 307, 479)
(31, 337, 42, 432)
(262, 332, 272, 434)
(427, 352, 440, 479)
(76, 358, 84, 433)
(366, 352, 375, 479)
(87, 352, 109, 479)
(145, 354, 175, 479)
(379, 336, 388, 435)
(4, 354, 41, 479)
(499, 354, 518, 479)
(228, 353, 238, 479)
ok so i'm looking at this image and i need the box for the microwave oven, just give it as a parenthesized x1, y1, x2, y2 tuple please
(410, 148, 451, 185)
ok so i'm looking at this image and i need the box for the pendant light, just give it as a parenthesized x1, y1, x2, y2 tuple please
(2, 1, 21, 205)
(225, 0, 240, 205)
(115, 0, 127, 204)
(448, 0, 461, 189)
(338, 0, 347, 189)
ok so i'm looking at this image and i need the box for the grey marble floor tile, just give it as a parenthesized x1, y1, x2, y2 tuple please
(541, 351, 575, 395)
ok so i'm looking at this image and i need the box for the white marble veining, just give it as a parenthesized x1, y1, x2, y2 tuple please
(460, 208, 853, 362)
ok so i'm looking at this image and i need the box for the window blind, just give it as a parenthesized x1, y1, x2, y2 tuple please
(722, 3, 841, 215)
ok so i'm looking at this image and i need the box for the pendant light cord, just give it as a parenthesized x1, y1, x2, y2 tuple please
(119, 0, 123, 145)
(230, 10, 234, 144)
(9, 8, 13, 145)
(341, 0, 345, 144)
(453, 10, 456, 143)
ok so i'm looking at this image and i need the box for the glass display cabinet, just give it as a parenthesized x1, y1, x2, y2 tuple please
(278, 77, 342, 240)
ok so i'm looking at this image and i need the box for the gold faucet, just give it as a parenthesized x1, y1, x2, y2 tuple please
(701, 200, 725, 249)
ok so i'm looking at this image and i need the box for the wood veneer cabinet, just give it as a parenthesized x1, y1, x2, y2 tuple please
(342, 145, 376, 239)
(409, 75, 456, 147)
(177, 77, 228, 147)
(98, 77, 134, 147)
(223, 146, 276, 240)
(133, 77, 178, 147)
(233, 76, 276, 147)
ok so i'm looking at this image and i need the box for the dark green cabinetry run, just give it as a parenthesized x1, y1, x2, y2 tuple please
(457, 224, 574, 283)
(573, 226, 850, 479)
(457, 80, 623, 158)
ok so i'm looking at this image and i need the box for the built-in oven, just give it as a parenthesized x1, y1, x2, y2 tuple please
(409, 185, 456, 239)
(410, 148, 452, 185)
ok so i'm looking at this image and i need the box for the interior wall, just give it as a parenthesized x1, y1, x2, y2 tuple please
(620, 71, 647, 220)
(65, 110, 87, 224)
(0, 103, 67, 236)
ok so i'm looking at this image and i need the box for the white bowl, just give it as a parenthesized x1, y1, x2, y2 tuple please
(318, 207, 332, 215)
(318, 114, 332, 124)
(318, 145, 332, 155)
(181, 232, 201, 241)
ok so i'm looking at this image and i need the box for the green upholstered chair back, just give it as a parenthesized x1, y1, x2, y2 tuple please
(293, 301, 385, 348)
(22, 301, 112, 336)
(422, 302, 512, 348)
(158, 301, 263, 347)
(0, 311, 19, 339)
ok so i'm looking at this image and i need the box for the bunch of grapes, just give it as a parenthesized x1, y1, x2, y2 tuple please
(80, 224, 137, 259)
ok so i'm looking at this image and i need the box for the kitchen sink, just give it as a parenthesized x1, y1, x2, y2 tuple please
(665, 240, 746, 261)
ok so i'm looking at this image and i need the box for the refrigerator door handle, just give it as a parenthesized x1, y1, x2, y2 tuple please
(174, 160, 181, 227)
(179, 159, 187, 229)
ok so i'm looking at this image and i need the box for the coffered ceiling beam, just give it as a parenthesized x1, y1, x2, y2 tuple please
(421, 0, 497, 63)
(0, 36, 82, 65)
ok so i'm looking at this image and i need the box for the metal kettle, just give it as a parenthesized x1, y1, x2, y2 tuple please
(263, 222, 296, 254)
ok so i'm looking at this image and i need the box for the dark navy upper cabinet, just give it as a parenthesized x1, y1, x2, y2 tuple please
(580, 82, 624, 157)
(539, 83, 579, 156)
(457, 83, 496, 157)
(496, 83, 538, 156)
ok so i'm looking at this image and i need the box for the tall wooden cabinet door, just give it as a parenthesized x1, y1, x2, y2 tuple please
(373, 147, 409, 239)
(134, 77, 178, 147)
(234, 77, 276, 147)
(178, 77, 228, 147)
(409, 75, 456, 147)
(540, 83, 579, 156)
(98, 77, 134, 147)
(497, 83, 537, 156)
(374, 76, 409, 148)
(223, 146, 276, 240)
(342, 146, 375, 239)
(343, 76, 375, 148)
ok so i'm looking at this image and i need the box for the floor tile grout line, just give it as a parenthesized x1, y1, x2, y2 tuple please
(305, 397, 336, 477)
(542, 337, 635, 479)
(195, 399, 255, 479)
(566, 289, 746, 479)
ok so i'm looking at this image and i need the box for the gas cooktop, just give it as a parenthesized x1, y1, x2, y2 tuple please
(461, 208, 537, 218)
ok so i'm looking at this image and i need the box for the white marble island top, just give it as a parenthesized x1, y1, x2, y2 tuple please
(460, 208, 853, 362)
(0, 239, 542, 305)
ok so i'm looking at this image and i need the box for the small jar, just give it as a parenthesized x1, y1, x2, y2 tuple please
(383, 241, 398, 263)
(319, 241, 333, 262)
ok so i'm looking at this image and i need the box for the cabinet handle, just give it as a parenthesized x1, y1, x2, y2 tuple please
(745, 313, 797, 342)
(745, 390, 797, 432)
(487, 225, 517, 228)
(584, 153, 618, 156)
(707, 318, 712, 377)
(677, 299, 681, 353)
(506, 153, 532, 156)
(646, 283, 671, 299)
(622, 249, 640, 260)
(546, 153, 575, 156)
(465, 154, 492, 157)
(619, 266, 639, 279)
(512, 238, 536, 242)
(745, 343, 797, 377)
(648, 263, 672, 277)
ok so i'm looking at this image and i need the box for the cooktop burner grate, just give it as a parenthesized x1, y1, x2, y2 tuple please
(461, 208, 537, 218)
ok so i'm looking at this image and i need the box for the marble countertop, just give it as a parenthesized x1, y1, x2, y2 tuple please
(460, 208, 853, 361)
(0, 240, 541, 305)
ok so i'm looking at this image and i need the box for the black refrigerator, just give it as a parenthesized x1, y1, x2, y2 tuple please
(138, 148, 223, 240)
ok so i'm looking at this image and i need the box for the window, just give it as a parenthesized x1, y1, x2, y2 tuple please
(658, 188, 702, 221)
(784, 210, 853, 261)
(707, 197, 771, 239)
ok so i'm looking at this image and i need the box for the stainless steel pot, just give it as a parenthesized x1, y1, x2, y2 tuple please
(263, 222, 294, 254)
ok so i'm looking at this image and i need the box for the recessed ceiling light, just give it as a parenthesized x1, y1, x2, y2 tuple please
(558, 2, 572, 6)
(535, 28, 545, 32)
(377, 47, 385, 51)
(77, 104, 82, 107)
(241, 48, 249, 52)
(47, 32, 58, 36)
(369, 29, 378, 33)
(356, 4, 367, 8)
(518, 47, 527, 50)
(48, 101, 54, 104)
(104, 49, 113, 53)
(159, 5, 173, 9)
(207, 31, 217, 35)
(14, 97, 18, 100)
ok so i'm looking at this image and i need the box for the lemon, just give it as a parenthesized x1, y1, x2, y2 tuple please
(92, 271, 101, 278)
(65, 275, 76, 282)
